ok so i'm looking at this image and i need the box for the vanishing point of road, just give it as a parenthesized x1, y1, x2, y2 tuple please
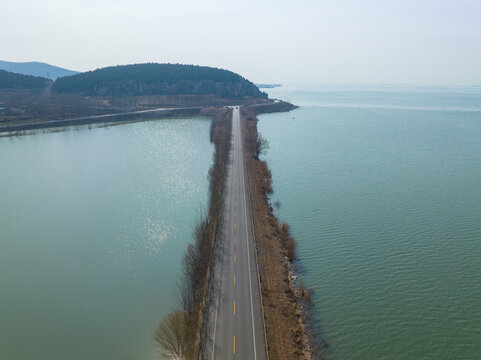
(206, 107, 267, 359)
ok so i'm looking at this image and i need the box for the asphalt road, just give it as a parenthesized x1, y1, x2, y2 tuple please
(206, 107, 266, 359)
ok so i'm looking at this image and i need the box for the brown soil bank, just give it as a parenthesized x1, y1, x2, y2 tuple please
(241, 101, 322, 360)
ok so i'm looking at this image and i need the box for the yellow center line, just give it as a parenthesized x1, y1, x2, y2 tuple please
(234, 300, 236, 315)
(234, 223, 236, 229)
(234, 273, 236, 285)
(235, 211, 237, 217)
(233, 335, 236, 354)
(234, 236, 236, 244)
(234, 253, 236, 263)
(235, 201, 237, 206)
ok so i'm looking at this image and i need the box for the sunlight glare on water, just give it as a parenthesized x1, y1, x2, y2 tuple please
(0, 118, 213, 360)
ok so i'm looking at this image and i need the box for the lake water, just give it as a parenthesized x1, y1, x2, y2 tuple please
(259, 84, 481, 359)
(0, 119, 213, 360)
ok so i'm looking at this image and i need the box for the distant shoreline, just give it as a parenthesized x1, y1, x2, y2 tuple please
(0, 62, 270, 135)
(256, 83, 282, 89)
(0, 107, 203, 134)
(0, 97, 275, 135)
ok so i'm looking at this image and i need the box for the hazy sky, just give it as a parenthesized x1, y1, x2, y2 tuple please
(2, 0, 481, 85)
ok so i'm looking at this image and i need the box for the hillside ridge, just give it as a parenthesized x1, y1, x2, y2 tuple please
(0, 60, 78, 80)
(51, 63, 266, 98)
(0, 69, 51, 89)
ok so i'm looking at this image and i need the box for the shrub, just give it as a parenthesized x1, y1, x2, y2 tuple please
(286, 237, 296, 262)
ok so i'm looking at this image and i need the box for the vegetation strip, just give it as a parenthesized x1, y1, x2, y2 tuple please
(241, 101, 324, 359)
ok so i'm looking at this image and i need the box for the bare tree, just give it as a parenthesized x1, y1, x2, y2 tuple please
(154, 310, 189, 359)
(255, 133, 269, 159)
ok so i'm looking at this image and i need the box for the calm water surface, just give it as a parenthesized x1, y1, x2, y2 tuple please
(259, 85, 481, 359)
(0, 119, 213, 360)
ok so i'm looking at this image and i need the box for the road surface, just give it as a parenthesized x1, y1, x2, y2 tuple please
(206, 107, 267, 359)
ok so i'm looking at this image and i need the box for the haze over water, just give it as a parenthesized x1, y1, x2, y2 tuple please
(259, 84, 481, 359)
(0, 119, 213, 360)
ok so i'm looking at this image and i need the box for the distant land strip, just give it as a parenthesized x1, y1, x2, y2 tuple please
(0, 63, 272, 132)
(0, 107, 203, 133)
(256, 83, 282, 89)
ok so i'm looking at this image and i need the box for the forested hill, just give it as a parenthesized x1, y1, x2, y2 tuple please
(0, 69, 51, 89)
(51, 63, 267, 98)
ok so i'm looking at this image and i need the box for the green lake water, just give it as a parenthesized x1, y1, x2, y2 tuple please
(0, 119, 213, 360)
(259, 85, 481, 359)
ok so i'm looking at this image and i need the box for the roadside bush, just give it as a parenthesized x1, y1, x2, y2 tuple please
(280, 222, 290, 236)
(286, 237, 296, 262)
(298, 283, 311, 301)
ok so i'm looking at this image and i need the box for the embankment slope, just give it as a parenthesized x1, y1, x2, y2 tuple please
(241, 101, 322, 359)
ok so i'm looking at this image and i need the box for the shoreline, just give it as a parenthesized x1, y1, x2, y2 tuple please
(241, 101, 323, 359)
(0, 92, 273, 134)
(0, 97, 276, 136)
(0, 99, 320, 358)
(154, 107, 233, 359)
(0, 107, 204, 134)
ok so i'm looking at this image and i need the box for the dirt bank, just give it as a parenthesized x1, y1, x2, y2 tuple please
(241, 101, 321, 359)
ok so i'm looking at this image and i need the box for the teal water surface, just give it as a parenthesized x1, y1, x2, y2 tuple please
(0, 119, 213, 360)
(259, 85, 481, 359)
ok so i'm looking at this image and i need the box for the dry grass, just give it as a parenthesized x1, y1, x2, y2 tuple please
(286, 237, 297, 262)
(298, 283, 311, 301)
(241, 107, 311, 359)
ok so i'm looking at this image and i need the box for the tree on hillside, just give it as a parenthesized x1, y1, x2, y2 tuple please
(51, 63, 266, 98)
(0, 69, 50, 89)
